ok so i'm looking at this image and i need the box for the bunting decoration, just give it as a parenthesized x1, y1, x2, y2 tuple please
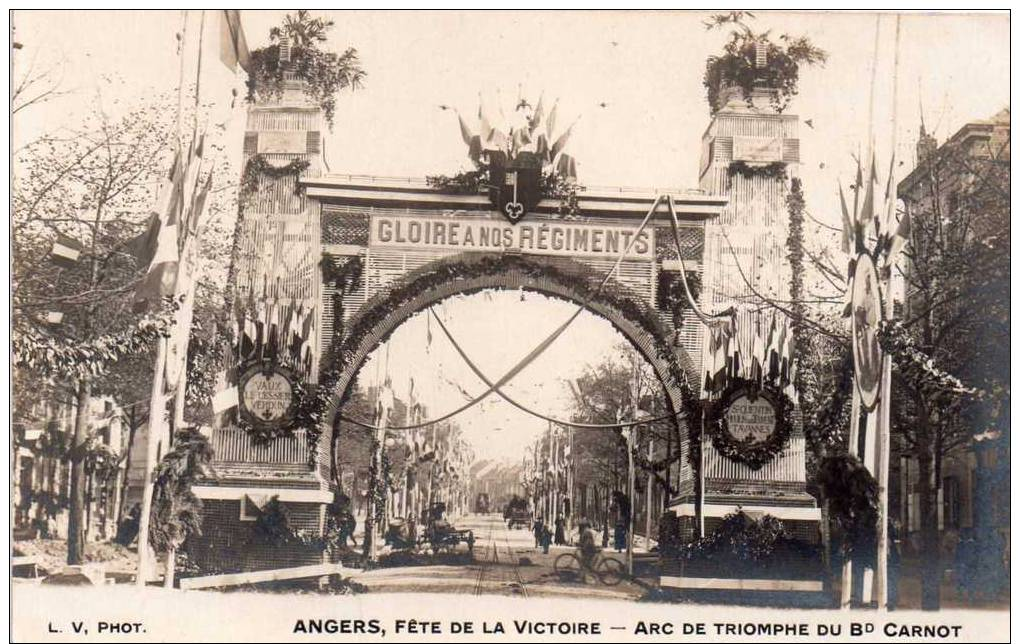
(703, 307, 798, 402)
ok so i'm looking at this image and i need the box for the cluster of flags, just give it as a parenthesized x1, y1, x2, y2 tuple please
(703, 307, 798, 400)
(521, 423, 571, 491)
(838, 154, 911, 313)
(456, 92, 579, 180)
(212, 294, 317, 415)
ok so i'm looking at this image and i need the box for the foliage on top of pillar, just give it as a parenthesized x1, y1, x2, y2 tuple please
(703, 11, 826, 114)
(245, 10, 365, 129)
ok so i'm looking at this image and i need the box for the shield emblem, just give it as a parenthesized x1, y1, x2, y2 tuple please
(489, 152, 542, 224)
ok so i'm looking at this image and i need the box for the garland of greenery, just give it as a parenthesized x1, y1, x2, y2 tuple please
(879, 320, 982, 409)
(149, 428, 214, 553)
(727, 160, 788, 182)
(305, 253, 701, 473)
(245, 12, 365, 129)
(785, 178, 807, 394)
(12, 297, 177, 381)
(817, 454, 878, 564)
(425, 164, 586, 218)
(703, 380, 795, 470)
(657, 271, 703, 346)
(240, 155, 311, 203)
(237, 364, 311, 446)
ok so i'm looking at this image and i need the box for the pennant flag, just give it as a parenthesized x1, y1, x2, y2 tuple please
(456, 110, 475, 147)
(838, 182, 854, 255)
(132, 155, 184, 311)
(50, 233, 84, 268)
(220, 10, 251, 72)
(887, 209, 911, 263)
(555, 154, 577, 180)
(546, 99, 559, 140)
(550, 120, 576, 161)
(529, 93, 545, 132)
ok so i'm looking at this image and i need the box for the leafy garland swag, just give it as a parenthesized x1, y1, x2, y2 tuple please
(301, 253, 702, 467)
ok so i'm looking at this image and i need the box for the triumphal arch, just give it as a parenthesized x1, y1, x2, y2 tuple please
(188, 71, 820, 595)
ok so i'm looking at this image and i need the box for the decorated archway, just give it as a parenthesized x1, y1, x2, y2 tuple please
(313, 252, 700, 481)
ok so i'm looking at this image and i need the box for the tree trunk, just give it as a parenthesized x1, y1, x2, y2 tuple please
(916, 446, 941, 610)
(67, 381, 92, 565)
(164, 547, 176, 588)
(117, 409, 141, 526)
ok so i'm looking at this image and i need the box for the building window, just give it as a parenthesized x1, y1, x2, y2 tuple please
(943, 476, 961, 529)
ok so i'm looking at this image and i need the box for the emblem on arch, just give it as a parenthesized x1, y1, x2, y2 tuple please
(489, 151, 542, 224)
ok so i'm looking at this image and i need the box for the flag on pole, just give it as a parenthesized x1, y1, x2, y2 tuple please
(132, 151, 184, 312)
(550, 120, 576, 161)
(219, 10, 251, 72)
(50, 233, 84, 268)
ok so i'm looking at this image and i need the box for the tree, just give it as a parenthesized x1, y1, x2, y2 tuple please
(888, 122, 1009, 609)
(12, 92, 178, 564)
(563, 345, 677, 530)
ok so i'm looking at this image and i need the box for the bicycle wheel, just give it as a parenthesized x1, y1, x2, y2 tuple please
(595, 556, 626, 586)
(553, 552, 583, 581)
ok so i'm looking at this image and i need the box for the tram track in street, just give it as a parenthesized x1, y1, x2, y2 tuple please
(472, 517, 528, 598)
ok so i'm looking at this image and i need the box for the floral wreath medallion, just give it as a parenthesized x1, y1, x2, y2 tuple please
(239, 361, 300, 434)
(707, 380, 794, 470)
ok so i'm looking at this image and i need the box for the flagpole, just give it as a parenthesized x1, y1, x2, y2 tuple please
(136, 9, 191, 589)
(841, 385, 861, 608)
(875, 14, 903, 612)
(135, 337, 168, 587)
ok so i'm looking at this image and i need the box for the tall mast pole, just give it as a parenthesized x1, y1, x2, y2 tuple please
(136, 9, 190, 587)
(875, 13, 903, 612)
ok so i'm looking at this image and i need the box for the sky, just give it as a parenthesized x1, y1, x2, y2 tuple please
(11, 10, 1010, 462)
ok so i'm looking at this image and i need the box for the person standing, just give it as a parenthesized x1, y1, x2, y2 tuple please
(533, 516, 544, 549)
(554, 514, 566, 545)
(540, 522, 553, 554)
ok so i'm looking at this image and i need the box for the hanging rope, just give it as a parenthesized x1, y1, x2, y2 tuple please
(665, 194, 734, 327)
(426, 307, 686, 430)
(337, 194, 667, 431)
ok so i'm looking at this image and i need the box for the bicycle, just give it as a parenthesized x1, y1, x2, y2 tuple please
(553, 550, 626, 586)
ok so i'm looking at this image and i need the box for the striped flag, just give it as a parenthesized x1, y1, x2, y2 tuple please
(133, 135, 207, 312)
(219, 10, 251, 73)
(50, 233, 84, 268)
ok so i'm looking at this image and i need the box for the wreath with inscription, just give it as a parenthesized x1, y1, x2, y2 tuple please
(705, 380, 794, 470)
(237, 361, 309, 445)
